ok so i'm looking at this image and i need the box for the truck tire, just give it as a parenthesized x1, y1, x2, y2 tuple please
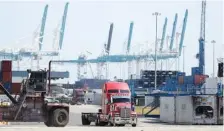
(95, 117, 107, 126)
(131, 124, 136, 127)
(95, 117, 99, 126)
(52, 108, 69, 127)
(82, 115, 91, 125)
(44, 111, 53, 127)
(99, 122, 108, 126)
(44, 121, 52, 127)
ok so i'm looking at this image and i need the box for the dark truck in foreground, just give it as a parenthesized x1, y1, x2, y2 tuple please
(0, 69, 70, 127)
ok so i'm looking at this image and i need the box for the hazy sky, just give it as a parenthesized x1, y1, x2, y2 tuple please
(0, 0, 223, 82)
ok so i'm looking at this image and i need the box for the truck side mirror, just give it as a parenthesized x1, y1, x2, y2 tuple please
(110, 97, 113, 103)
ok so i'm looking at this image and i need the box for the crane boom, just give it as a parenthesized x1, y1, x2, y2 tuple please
(169, 13, 178, 51)
(200, 1, 206, 40)
(178, 9, 188, 55)
(127, 22, 134, 54)
(59, 2, 69, 50)
(160, 17, 168, 51)
(38, 5, 48, 51)
(198, 0, 206, 74)
(106, 23, 114, 55)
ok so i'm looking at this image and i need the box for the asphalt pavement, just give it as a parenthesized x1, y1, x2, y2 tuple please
(0, 104, 223, 131)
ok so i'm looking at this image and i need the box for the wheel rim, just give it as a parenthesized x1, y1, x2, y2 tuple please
(58, 112, 67, 123)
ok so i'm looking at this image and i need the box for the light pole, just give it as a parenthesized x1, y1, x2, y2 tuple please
(183, 45, 186, 72)
(153, 12, 161, 90)
(211, 40, 216, 77)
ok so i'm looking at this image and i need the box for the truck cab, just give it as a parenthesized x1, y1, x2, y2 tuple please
(100, 81, 137, 126)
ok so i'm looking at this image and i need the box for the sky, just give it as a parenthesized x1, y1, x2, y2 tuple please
(0, 0, 223, 83)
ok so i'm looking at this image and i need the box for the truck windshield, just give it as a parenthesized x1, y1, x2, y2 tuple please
(112, 98, 130, 103)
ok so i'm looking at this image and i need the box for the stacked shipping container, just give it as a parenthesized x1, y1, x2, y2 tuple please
(140, 70, 178, 88)
(0, 60, 22, 94)
(0, 60, 12, 94)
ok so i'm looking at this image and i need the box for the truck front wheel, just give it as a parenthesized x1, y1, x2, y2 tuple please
(44, 111, 53, 127)
(52, 108, 69, 127)
(82, 115, 91, 125)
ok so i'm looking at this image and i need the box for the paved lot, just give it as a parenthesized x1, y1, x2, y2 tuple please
(0, 105, 223, 131)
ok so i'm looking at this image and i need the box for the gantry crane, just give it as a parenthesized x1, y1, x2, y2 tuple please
(0, 3, 69, 71)
(127, 22, 134, 79)
(198, 0, 206, 75)
(35, 2, 69, 69)
(53, 11, 187, 80)
(169, 14, 178, 51)
(160, 17, 168, 52)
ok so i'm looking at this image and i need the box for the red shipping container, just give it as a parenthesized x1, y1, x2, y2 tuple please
(2, 72, 12, 83)
(1, 60, 12, 72)
(178, 76, 184, 84)
(194, 75, 208, 85)
(11, 83, 21, 94)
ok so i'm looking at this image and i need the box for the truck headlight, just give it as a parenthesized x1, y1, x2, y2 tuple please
(131, 114, 137, 117)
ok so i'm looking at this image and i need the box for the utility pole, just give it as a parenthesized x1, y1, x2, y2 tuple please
(153, 12, 161, 90)
(183, 45, 186, 72)
(211, 40, 216, 77)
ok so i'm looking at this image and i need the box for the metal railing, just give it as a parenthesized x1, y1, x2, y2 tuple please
(157, 84, 223, 96)
(142, 96, 160, 116)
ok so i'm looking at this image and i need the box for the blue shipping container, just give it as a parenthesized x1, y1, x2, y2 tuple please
(3, 82, 11, 92)
(191, 67, 200, 75)
(184, 76, 194, 84)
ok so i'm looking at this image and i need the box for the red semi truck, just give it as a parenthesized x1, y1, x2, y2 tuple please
(81, 81, 137, 127)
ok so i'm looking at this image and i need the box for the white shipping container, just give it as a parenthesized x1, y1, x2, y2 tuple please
(193, 95, 218, 124)
(203, 78, 218, 94)
(175, 96, 193, 124)
(160, 97, 175, 123)
(12, 77, 25, 83)
(217, 97, 223, 124)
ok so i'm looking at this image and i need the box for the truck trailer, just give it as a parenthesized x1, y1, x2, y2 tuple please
(81, 81, 137, 127)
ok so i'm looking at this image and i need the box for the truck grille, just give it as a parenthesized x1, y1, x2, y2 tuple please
(120, 107, 131, 118)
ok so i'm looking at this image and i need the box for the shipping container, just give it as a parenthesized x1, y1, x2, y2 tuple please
(160, 97, 175, 123)
(1, 60, 12, 72)
(175, 96, 193, 124)
(194, 75, 208, 85)
(203, 78, 218, 94)
(217, 96, 223, 125)
(184, 76, 194, 84)
(177, 72, 186, 76)
(192, 95, 217, 124)
(191, 67, 200, 75)
(0, 82, 11, 94)
(11, 83, 21, 94)
(12, 71, 69, 78)
(2, 71, 12, 83)
(178, 76, 184, 84)
(12, 77, 25, 83)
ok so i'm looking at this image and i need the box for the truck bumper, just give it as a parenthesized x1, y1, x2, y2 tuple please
(113, 117, 137, 125)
